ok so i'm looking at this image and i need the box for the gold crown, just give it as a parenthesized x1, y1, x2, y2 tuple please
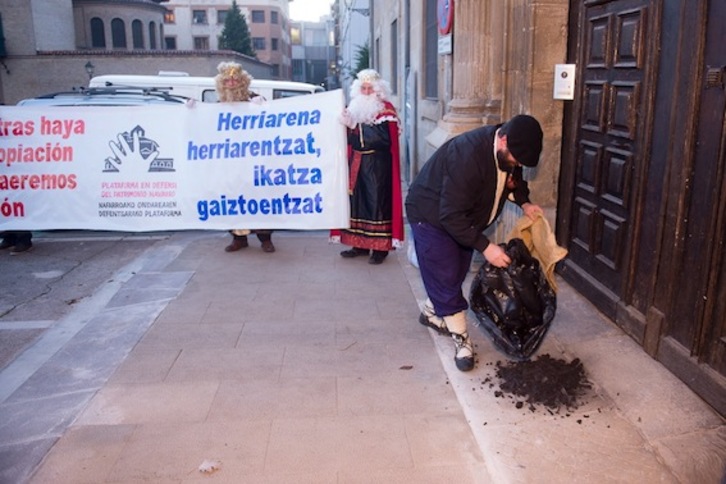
(357, 69, 381, 84)
(218, 62, 245, 78)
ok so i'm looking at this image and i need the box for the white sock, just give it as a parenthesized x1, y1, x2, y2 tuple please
(443, 311, 468, 335)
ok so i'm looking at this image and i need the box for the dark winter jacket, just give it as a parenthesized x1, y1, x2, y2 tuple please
(405, 125, 531, 252)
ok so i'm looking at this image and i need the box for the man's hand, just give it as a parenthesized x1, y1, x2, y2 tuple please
(483, 243, 511, 268)
(339, 109, 355, 129)
(522, 202, 544, 220)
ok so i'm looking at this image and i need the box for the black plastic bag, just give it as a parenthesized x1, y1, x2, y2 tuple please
(469, 238, 556, 360)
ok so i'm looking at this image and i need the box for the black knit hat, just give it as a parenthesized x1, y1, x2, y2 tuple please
(503, 114, 543, 167)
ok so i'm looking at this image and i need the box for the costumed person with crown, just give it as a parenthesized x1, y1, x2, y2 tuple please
(215, 61, 275, 253)
(332, 69, 404, 265)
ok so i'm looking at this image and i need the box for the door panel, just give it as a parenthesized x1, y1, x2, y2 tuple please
(707, 229, 726, 376)
(561, 0, 726, 415)
(567, 0, 651, 297)
(655, 0, 726, 413)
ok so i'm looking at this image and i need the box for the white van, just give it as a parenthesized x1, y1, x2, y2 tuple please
(88, 72, 324, 102)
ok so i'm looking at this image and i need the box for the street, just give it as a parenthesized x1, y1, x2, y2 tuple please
(0, 229, 723, 484)
(0, 231, 171, 374)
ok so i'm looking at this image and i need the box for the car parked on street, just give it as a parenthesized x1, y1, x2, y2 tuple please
(17, 87, 188, 107)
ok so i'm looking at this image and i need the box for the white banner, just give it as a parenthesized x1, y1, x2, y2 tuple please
(0, 90, 349, 232)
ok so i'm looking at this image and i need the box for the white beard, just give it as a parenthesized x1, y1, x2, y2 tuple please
(347, 94, 384, 125)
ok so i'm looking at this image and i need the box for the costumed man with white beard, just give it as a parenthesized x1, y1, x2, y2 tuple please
(331, 69, 404, 265)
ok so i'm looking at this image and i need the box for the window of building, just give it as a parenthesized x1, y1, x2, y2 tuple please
(90, 17, 106, 48)
(192, 10, 207, 25)
(272, 64, 280, 77)
(307, 59, 327, 86)
(132, 20, 144, 49)
(292, 59, 303, 76)
(303, 28, 328, 47)
(165, 37, 177, 50)
(111, 18, 126, 48)
(424, 0, 438, 98)
(217, 9, 228, 25)
(251, 10, 265, 23)
(149, 22, 156, 49)
(164, 10, 175, 24)
(193, 36, 209, 50)
(290, 27, 301, 45)
(390, 19, 398, 94)
(252, 37, 266, 50)
(271, 38, 278, 51)
(271, 11, 278, 24)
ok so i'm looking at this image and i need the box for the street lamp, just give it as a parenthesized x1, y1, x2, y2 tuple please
(84, 61, 95, 79)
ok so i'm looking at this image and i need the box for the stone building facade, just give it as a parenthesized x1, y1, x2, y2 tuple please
(162, 0, 292, 79)
(72, 0, 168, 50)
(370, 0, 567, 228)
(370, 0, 726, 416)
(290, 18, 335, 88)
(0, 0, 270, 105)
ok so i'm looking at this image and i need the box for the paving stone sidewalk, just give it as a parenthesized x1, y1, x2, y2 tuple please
(1, 230, 724, 483)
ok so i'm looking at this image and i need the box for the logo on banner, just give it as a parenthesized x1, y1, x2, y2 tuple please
(103, 125, 175, 173)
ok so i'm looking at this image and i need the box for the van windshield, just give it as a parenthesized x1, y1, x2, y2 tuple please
(272, 89, 321, 99)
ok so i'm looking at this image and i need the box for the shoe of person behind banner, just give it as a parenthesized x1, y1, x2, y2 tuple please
(261, 240, 276, 253)
(10, 242, 33, 255)
(340, 247, 369, 258)
(368, 250, 388, 265)
(225, 236, 248, 252)
(0, 239, 14, 250)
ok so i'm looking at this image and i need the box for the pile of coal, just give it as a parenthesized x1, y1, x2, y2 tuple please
(489, 354, 592, 413)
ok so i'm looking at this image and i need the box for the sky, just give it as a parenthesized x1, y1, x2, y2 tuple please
(288, 0, 334, 22)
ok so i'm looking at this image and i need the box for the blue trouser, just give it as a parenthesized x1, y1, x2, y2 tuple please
(410, 222, 473, 317)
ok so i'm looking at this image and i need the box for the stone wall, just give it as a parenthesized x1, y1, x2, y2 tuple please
(369, 0, 569, 237)
(505, 0, 569, 208)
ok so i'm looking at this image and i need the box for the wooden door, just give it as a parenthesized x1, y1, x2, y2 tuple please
(559, 0, 656, 329)
(653, 0, 726, 415)
(560, 0, 726, 415)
